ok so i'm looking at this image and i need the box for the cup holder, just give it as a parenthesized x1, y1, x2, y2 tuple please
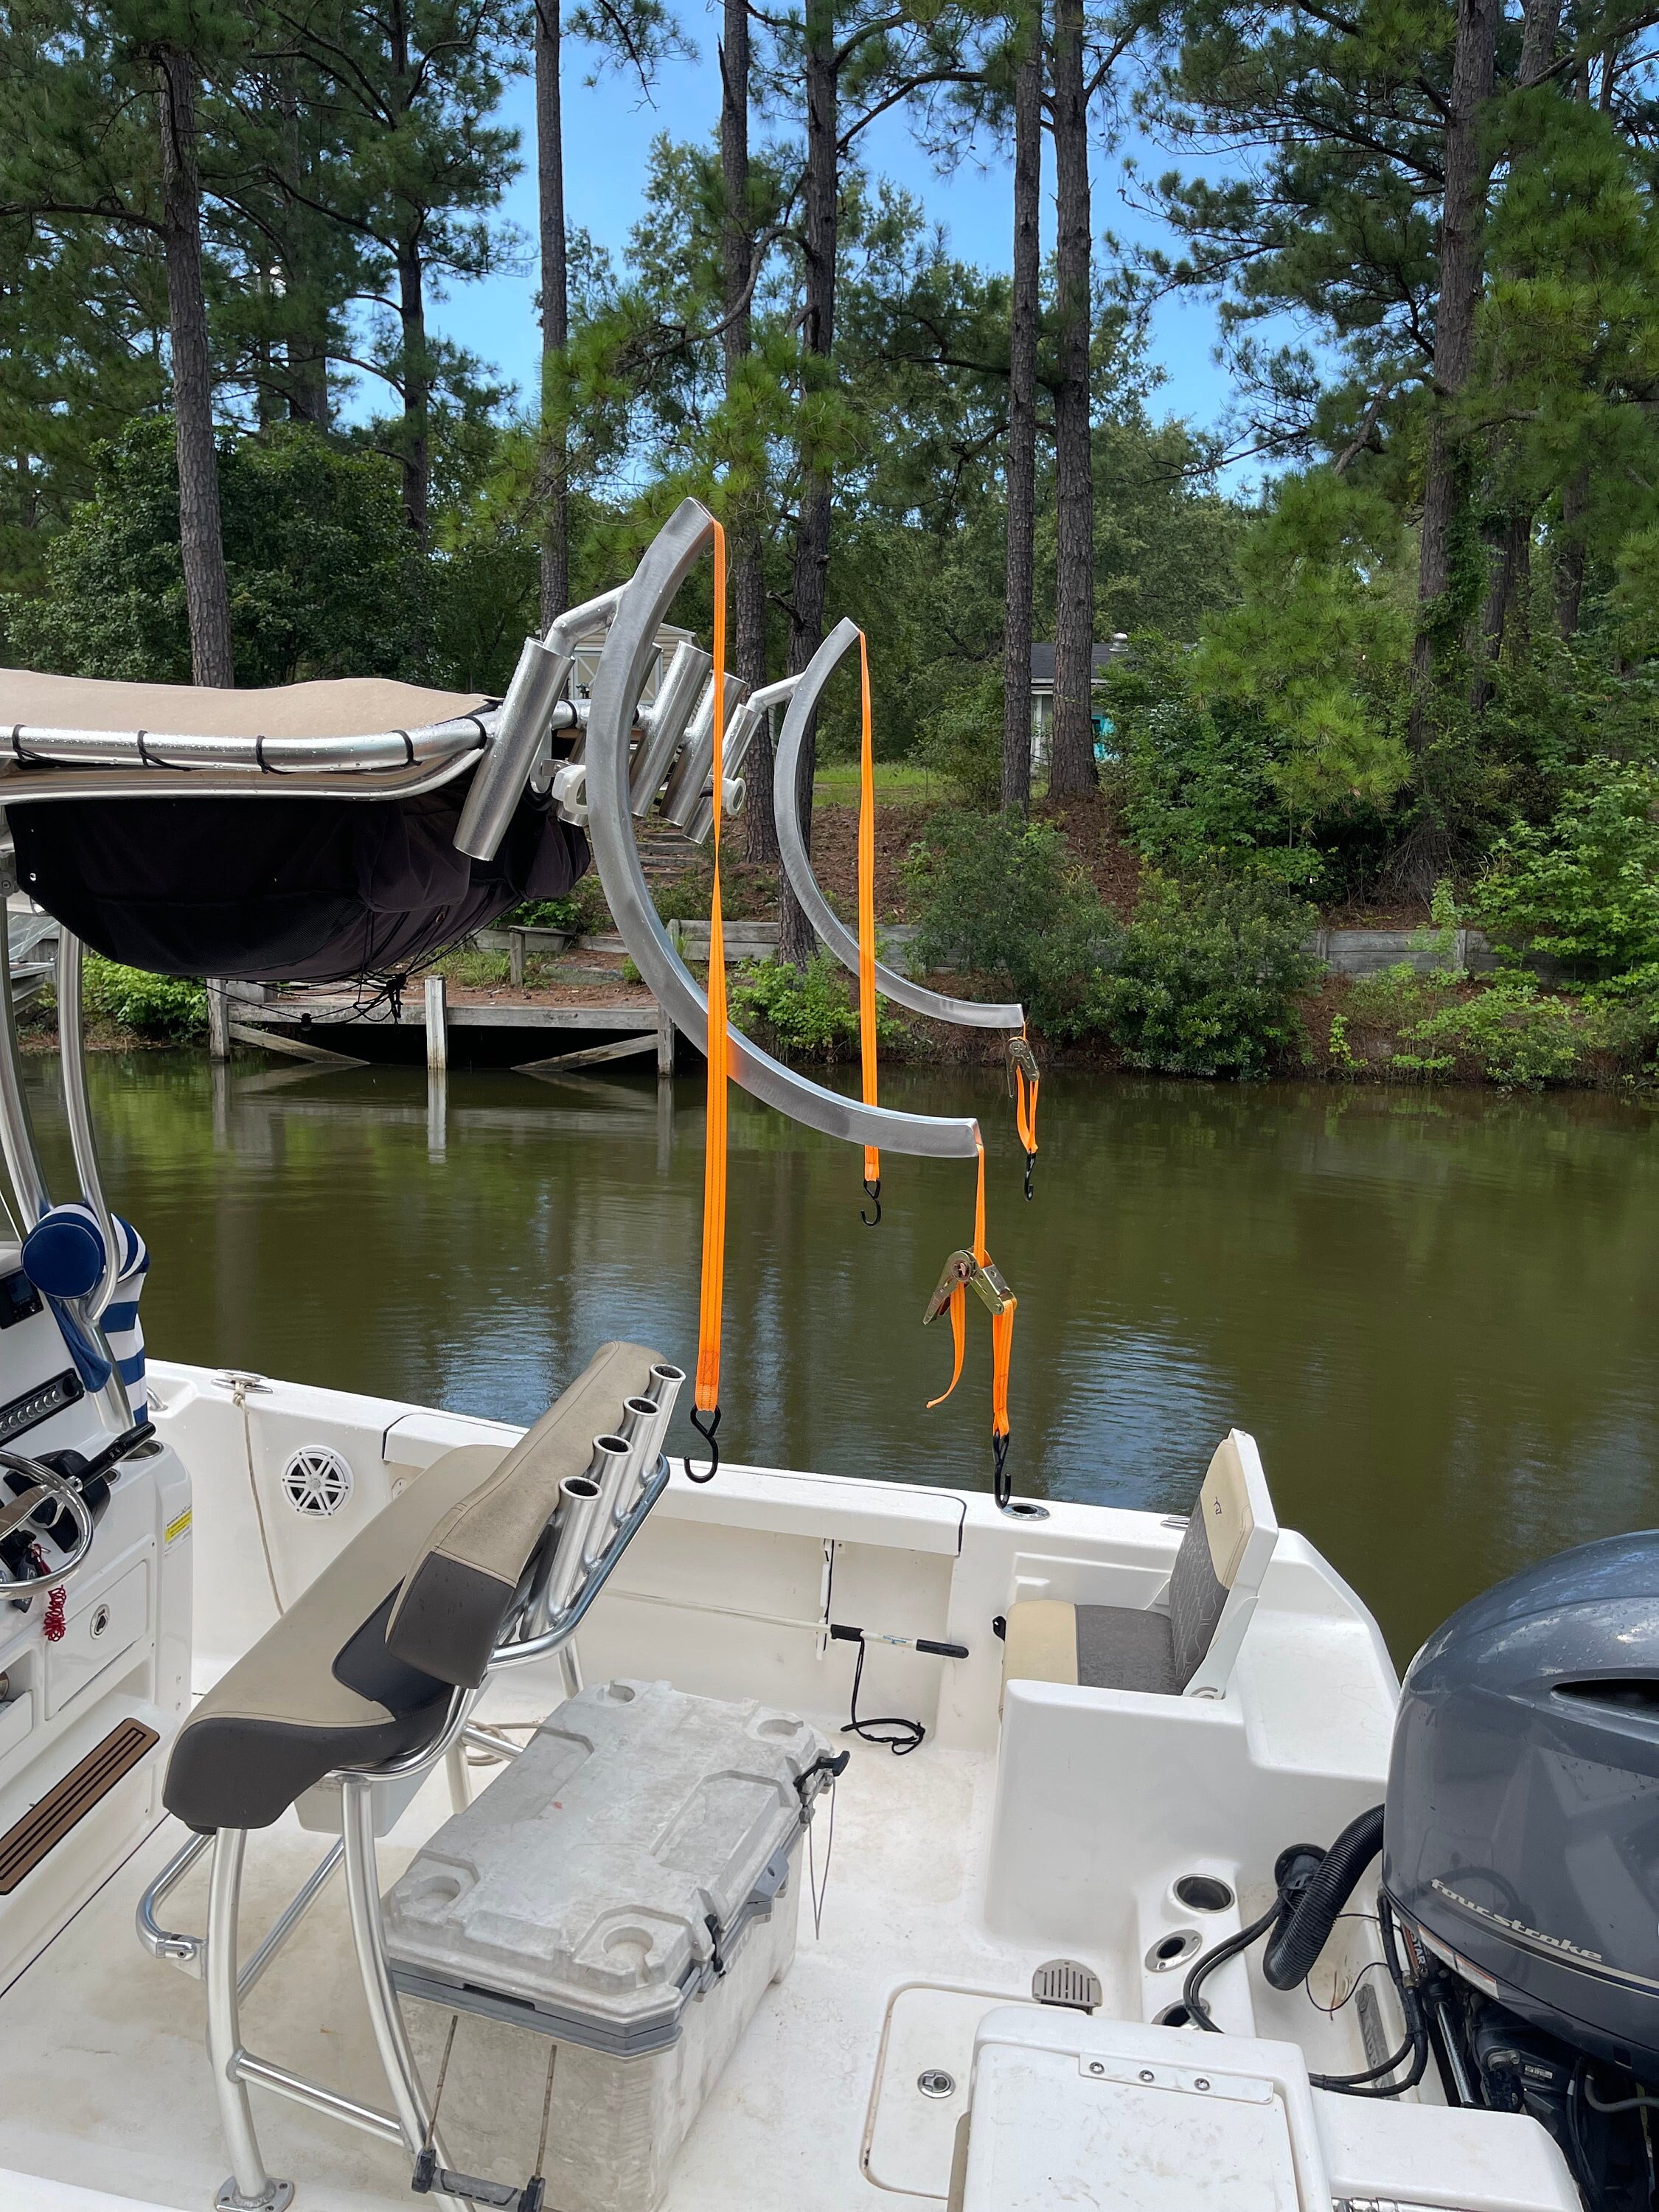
(1173, 1874, 1235, 1914)
(1145, 1928, 1202, 1973)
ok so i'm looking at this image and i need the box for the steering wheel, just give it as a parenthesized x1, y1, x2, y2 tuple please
(0, 1448, 95, 1593)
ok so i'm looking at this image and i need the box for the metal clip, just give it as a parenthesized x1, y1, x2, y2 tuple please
(923, 1250, 975, 1326)
(923, 1249, 1014, 1324)
(1006, 1035, 1040, 1091)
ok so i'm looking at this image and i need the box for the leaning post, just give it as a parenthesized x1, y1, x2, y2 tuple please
(206, 980, 231, 1062)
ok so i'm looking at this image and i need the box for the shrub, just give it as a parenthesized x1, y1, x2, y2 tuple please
(1478, 765, 1659, 978)
(1090, 874, 1318, 1077)
(728, 954, 872, 1060)
(82, 956, 207, 1042)
(504, 873, 610, 936)
(903, 810, 1116, 1031)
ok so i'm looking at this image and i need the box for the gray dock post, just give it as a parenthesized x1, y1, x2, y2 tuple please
(207, 981, 231, 1062)
(424, 974, 448, 1074)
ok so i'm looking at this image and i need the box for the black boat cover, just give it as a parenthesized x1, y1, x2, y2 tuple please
(10, 782, 588, 983)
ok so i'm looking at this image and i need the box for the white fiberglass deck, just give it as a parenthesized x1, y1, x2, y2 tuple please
(0, 1360, 1556, 2212)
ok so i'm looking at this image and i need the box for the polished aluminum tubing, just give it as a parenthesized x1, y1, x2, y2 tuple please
(618, 1361, 686, 1518)
(629, 641, 711, 814)
(56, 931, 119, 1319)
(456, 584, 625, 860)
(609, 1399, 661, 1529)
(661, 671, 747, 828)
(580, 1435, 631, 1567)
(534, 1450, 616, 1629)
(0, 911, 49, 1226)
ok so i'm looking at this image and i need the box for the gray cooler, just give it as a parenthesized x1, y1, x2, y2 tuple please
(384, 1678, 834, 2212)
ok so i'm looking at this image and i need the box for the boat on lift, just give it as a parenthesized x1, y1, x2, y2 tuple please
(0, 501, 1643, 2212)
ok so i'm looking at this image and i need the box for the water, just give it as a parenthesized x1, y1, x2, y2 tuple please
(22, 1051, 1659, 1662)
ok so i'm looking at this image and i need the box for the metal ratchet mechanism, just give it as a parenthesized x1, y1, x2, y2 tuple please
(773, 618, 1026, 1034)
(923, 1250, 1013, 1326)
(473, 498, 983, 1162)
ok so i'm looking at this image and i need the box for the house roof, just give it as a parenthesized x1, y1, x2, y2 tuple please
(1029, 639, 1127, 690)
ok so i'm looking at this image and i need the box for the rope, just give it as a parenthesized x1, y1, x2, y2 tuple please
(690, 518, 730, 1478)
(857, 630, 879, 1209)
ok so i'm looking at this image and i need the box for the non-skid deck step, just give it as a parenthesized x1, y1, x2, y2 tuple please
(0, 1718, 158, 1894)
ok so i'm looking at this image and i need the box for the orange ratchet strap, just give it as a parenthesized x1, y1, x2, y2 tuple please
(1010, 1031, 1040, 1202)
(857, 631, 880, 1226)
(923, 1136, 1018, 1506)
(689, 518, 730, 1483)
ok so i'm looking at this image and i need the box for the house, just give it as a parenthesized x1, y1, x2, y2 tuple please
(1030, 638, 1128, 768)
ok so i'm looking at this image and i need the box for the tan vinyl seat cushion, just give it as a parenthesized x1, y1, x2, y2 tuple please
(0, 667, 491, 740)
(163, 1340, 664, 1832)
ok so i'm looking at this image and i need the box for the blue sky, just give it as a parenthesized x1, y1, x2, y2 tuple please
(417, 23, 1248, 453)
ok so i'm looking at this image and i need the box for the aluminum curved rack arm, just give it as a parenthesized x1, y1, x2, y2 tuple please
(584, 499, 981, 1161)
(775, 619, 1025, 1033)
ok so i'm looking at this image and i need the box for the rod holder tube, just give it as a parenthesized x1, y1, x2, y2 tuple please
(535, 1472, 606, 1630)
(625, 1362, 685, 1514)
(612, 1397, 662, 1528)
(454, 635, 574, 860)
(629, 642, 711, 814)
(581, 1434, 633, 1566)
(661, 672, 747, 828)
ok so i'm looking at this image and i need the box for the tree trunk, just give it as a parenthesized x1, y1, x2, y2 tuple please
(1001, 19, 1042, 817)
(1408, 0, 1498, 747)
(156, 46, 233, 688)
(1555, 467, 1590, 638)
(1048, 0, 1096, 798)
(281, 72, 330, 427)
(536, 0, 568, 627)
(782, 0, 837, 967)
(722, 0, 775, 863)
(1472, 508, 1531, 708)
(395, 239, 430, 548)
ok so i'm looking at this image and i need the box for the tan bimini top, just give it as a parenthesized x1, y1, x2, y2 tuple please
(0, 668, 492, 740)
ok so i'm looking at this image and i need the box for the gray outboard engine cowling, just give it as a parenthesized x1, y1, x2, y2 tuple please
(1385, 1530, 1659, 2074)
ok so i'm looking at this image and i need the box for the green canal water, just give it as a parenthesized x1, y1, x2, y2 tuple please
(22, 1051, 1659, 1663)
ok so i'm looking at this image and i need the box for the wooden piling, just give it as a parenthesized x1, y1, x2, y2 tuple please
(424, 973, 448, 1074)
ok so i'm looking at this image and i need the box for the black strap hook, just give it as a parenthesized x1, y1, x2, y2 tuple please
(860, 1177, 882, 1228)
(686, 1402, 721, 1484)
(1023, 1151, 1034, 1203)
(992, 1428, 1013, 1512)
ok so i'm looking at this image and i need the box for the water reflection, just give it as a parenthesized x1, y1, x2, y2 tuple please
(24, 1051, 1659, 1661)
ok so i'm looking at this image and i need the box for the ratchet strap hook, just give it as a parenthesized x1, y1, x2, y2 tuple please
(860, 1177, 882, 1228)
(686, 1402, 721, 1484)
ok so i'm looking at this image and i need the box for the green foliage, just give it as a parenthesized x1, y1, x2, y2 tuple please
(81, 958, 206, 1043)
(1089, 875, 1318, 1077)
(6, 420, 424, 687)
(903, 809, 1116, 1032)
(504, 875, 611, 936)
(728, 955, 862, 1060)
(1193, 472, 1413, 828)
(1332, 962, 1622, 1088)
(1478, 766, 1659, 978)
(1107, 636, 1312, 884)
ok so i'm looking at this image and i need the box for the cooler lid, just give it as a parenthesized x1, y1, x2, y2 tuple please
(383, 1679, 827, 2035)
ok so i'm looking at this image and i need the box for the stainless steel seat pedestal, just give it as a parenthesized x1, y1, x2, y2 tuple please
(206, 1831, 295, 2212)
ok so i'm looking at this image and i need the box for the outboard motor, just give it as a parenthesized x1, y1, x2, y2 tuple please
(1385, 1532, 1659, 2209)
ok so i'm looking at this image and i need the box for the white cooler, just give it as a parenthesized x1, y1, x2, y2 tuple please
(383, 1677, 835, 2212)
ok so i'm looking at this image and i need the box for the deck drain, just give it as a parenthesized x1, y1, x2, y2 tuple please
(917, 2069, 956, 2100)
(1032, 1958, 1102, 2013)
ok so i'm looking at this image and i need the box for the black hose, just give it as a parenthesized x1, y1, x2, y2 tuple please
(1263, 1805, 1385, 1991)
(1183, 1904, 1281, 2031)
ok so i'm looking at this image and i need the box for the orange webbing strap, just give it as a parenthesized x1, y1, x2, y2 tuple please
(926, 1141, 1017, 1501)
(926, 1284, 965, 1410)
(1015, 1071, 1038, 1200)
(689, 519, 729, 1481)
(857, 631, 880, 1222)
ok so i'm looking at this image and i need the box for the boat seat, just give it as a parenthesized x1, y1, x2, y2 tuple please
(0, 667, 491, 738)
(163, 1339, 662, 1832)
(1002, 1430, 1278, 1703)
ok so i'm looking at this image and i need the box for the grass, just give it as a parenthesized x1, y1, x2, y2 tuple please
(812, 762, 942, 806)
